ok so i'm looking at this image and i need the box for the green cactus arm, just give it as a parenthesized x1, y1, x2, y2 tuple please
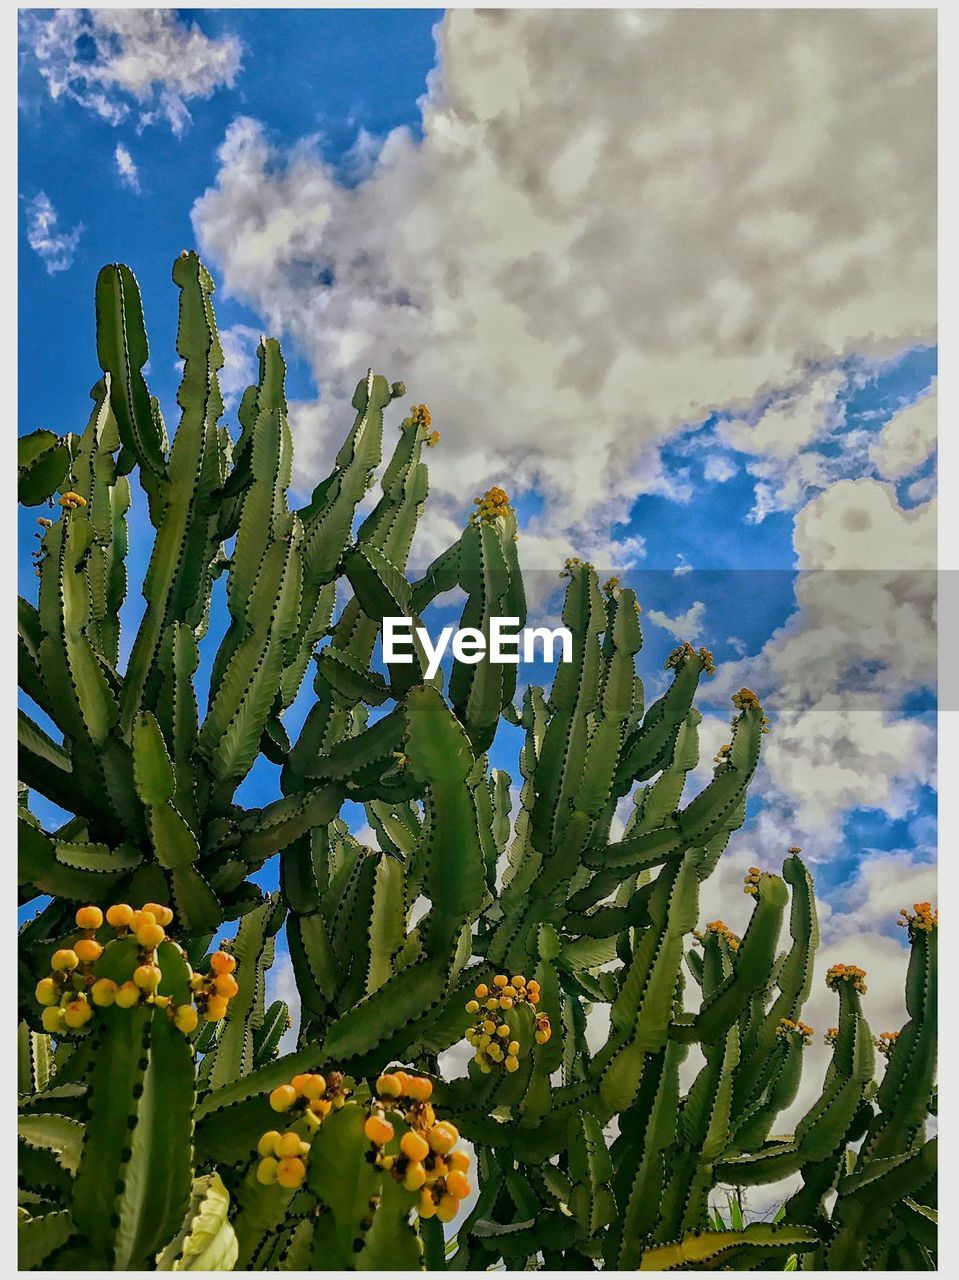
(679, 871, 788, 1043)
(566, 1111, 616, 1235)
(95, 264, 167, 502)
(153, 624, 201, 833)
(366, 853, 408, 993)
(19, 818, 142, 902)
(18, 1210, 76, 1270)
(18, 1113, 84, 1176)
(234, 784, 341, 864)
(307, 1101, 422, 1271)
(18, 1022, 55, 1094)
(409, 538, 462, 614)
(637, 1223, 819, 1270)
(826, 1138, 937, 1271)
(155, 1171, 238, 1272)
(402, 684, 486, 955)
(864, 923, 936, 1160)
(17, 710, 91, 819)
(471, 1212, 586, 1262)
(252, 1000, 291, 1070)
(117, 253, 227, 729)
(448, 516, 525, 751)
(18, 429, 72, 505)
(69, 940, 196, 1269)
(207, 896, 283, 1089)
(594, 850, 701, 1111)
(614, 649, 706, 788)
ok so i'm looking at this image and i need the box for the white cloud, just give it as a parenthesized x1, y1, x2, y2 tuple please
(870, 386, 937, 481)
(703, 455, 737, 483)
(192, 9, 935, 565)
(707, 479, 935, 842)
(114, 141, 140, 192)
(646, 599, 707, 643)
(25, 192, 82, 274)
(22, 9, 242, 136)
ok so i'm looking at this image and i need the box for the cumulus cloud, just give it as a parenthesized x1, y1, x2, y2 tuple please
(646, 599, 707, 643)
(25, 192, 83, 274)
(114, 141, 140, 192)
(217, 323, 262, 409)
(192, 9, 935, 565)
(22, 9, 242, 136)
(708, 477, 935, 844)
(870, 386, 937, 482)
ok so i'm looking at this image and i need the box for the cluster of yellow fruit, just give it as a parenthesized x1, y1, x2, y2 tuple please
(603, 576, 620, 594)
(472, 486, 510, 524)
(698, 920, 740, 951)
(463, 974, 551, 1074)
(826, 963, 868, 995)
(732, 687, 770, 733)
(365, 1072, 471, 1223)
(33, 903, 237, 1037)
(824, 1027, 839, 1046)
(259, 1070, 352, 1189)
(713, 743, 732, 765)
(876, 1030, 901, 1058)
(410, 404, 431, 428)
(776, 1017, 814, 1046)
(36, 517, 53, 529)
(665, 642, 716, 677)
(898, 902, 938, 936)
(57, 490, 87, 511)
(743, 867, 763, 897)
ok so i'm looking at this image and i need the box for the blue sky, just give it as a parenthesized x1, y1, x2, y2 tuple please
(19, 10, 937, 1016)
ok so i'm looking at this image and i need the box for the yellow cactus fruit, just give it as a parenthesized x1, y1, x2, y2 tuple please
(214, 972, 239, 998)
(446, 1170, 470, 1200)
(37, 516, 52, 528)
(91, 978, 118, 1007)
(210, 951, 236, 975)
(275, 1131, 304, 1159)
(464, 999, 479, 1014)
(406, 1076, 433, 1101)
(134, 964, 162, 991)
(493, 974, 508, 988)
(204, 995, 228, 1021)
(400, 1131, 430, 1163)
(41, 1006, 65, 1033)
(35, 978, 58, 1006)
(511, 975, 525, 988)
(310, 1098, 332, 1118)
(75, 905, 103, 929)
(496, 1025, 510, 1039)
(428, 1122, 459, 1155)
(63, 998, 93, 1029)
(136, 922, 166, 950)
(51, 949, 79, 972)
(300, 1074, 327, 1100)
(189, 973, 206, 992)
(403, 1161, 427, 1191)
(485, 997, 500, 1011)
(364, 1114, 394, 1146)
(487, 1043, 503, 1062)
(270, 1085, 298, 1113)
(376, 1073, 403, 1098)
(114, 981, 141, 1009)
(449, 1150, 470, 1174)
(535, 1030, 549, 1045)
(528, 990, 540, 1005)
(483, 1020, 496, 1035)
(130, 909, 157, 932)
(474, 984, 489, 999)
(256, 1157, 279, 1185)
(174, 1004, 198, 1033)
(258, 1130, 282, 1158)
(152, 995, 171, 1010)
(436, 1194, 459, 1223)
(505, 1055, 519, 1073)
(74, 938, 102, 964)
(106, 903, 134, 928)
(143, 902, 174, 926)
(418, 1190, 438, 1219)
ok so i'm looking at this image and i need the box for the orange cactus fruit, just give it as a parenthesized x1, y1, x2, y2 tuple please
(134, 964, 162, 991)
(428, 1122, 459, 1155)
(91, 978, 118, 1007)
(74, 938, 103, 964)
(213, 973, 239, 998)
(210, 951, 236, 975)
(277, 1157, 307, 1189)
(269, 1085, 298, 1113)
(106, 903, 134, 928)
(364, 1114, 394, 1146)
(136, 922, 166, 950)
(403, 1161, 427, 1191)
(376, 1073, 403, 1098)
(446, 1170, 470, 1200)
(400, 1131, 430, 1163)
(75, 905, 103, 929)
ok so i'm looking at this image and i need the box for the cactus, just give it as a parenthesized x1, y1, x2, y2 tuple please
(18, 254, 935, 1269)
